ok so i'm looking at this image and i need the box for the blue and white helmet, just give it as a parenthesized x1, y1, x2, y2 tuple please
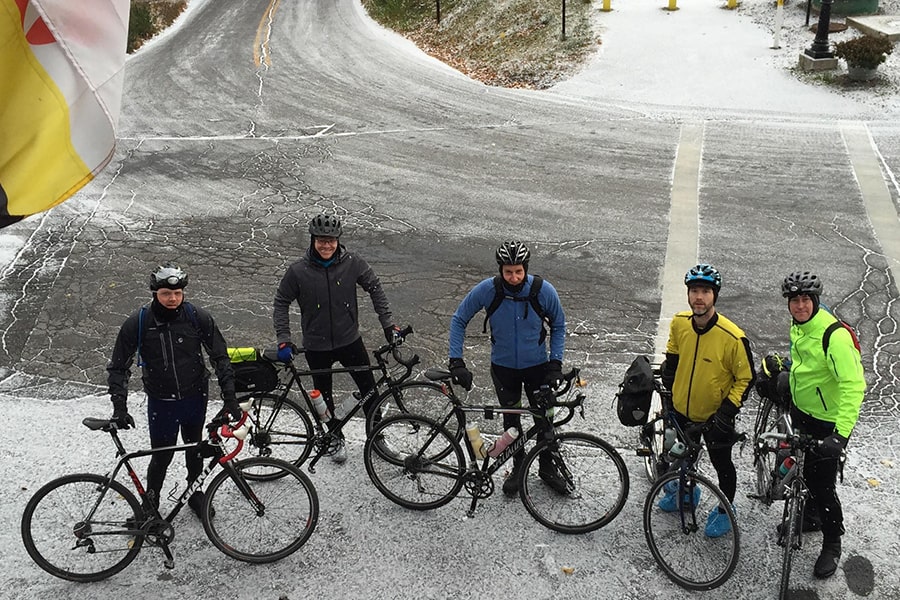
(684, 263, 722, 292)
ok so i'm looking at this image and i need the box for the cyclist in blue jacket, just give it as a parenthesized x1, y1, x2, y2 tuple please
(448, 241, 567, 496)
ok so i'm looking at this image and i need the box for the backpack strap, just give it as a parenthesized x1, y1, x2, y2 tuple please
(481, 275, 550, 345)
(136, 305, 148, 367)
(822, 321, 841, 356)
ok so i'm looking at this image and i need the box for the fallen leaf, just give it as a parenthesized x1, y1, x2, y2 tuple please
(866, 478, 880, 487)
(561, 566, 574, 575)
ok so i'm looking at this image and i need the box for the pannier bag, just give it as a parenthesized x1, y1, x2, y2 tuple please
(616, 355, 654, 426)
(227, 347, 279, 393)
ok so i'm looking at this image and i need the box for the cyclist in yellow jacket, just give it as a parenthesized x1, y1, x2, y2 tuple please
(782, 271, 866, 579)
(660, 264, 755, 538)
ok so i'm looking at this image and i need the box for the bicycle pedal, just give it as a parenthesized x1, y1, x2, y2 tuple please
(636, 447, 652, 457)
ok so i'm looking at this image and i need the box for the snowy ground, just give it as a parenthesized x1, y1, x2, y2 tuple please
(3, 0, 900, 598)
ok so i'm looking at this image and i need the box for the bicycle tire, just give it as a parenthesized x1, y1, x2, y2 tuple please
(641, 414, 667, 483)
(520, 432, 629, 534)
(643, 470, 740, 590)
(753, 398, 778, 504)
(203, 457, 319, 563)
(779, 481, 803, 599)
(363, 414, 465, 511)
(243, 393, 314, 478)
(366, 381, 463, 443)
(21, 473, 143, 582)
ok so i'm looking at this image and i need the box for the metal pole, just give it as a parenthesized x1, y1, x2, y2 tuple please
(805, 0, 834, 58)
(436, 0, 440, 23)
(561, 0, 566, 40)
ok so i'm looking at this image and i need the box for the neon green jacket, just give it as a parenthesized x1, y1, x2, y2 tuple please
(666, 311, 755, 422)
(789, 309, 866, 438)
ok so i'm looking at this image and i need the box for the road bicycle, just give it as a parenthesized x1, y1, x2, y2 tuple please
(637, 371, 740, 590)
(235, 326, 452, 476)
(757, 414, 823, 599)
(750, 384, 792, 505)
(362, 367, 630, 534)
(21, 404, 319, 582)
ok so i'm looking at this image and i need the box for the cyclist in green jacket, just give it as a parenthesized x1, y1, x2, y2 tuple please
(660, 264, 755, 538)
(781, 271, 866, 579)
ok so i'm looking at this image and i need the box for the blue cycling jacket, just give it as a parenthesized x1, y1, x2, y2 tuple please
(449, 274, 565, 369)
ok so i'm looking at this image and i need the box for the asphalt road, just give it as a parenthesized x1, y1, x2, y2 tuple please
(1, 0, 899, 598)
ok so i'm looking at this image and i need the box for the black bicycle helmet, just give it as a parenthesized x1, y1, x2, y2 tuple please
(150, 262, 188, 291)
(684, 263, 722, 292)
(496, 241, 531, 266)
(308, 214, 343, 238)
(781, 271, 822, 298)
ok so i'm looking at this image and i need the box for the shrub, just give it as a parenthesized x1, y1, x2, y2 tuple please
(833, 35, 894, 70)
(127, 3, 156, 53)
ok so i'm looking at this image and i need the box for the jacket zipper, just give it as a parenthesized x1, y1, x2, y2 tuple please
(816, 387, 828, 412)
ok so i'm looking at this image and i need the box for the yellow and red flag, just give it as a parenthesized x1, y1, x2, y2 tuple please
(0, 0, 129, 227)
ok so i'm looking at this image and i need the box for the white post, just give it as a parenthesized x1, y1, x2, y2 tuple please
(772, 0, 784, 49)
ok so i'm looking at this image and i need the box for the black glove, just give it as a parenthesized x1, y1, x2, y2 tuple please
(820, 432, 848, 458)
(384, 324, 401, 344)
(217, 397, 242, 422)
(660, 356, 677, 391)
(111, 398, 135, 429)
(709, 401, 738, 437)
(448, 358, 473, 391)
(545, 359, 563, 389)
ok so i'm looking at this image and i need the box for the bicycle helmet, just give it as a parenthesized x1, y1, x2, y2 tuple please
(684, 263, 722, 292)
(781, 271, 822, 298)
(150, 262, 188, 291)
(308, 214, 342, 238)
(496, 241, 531, 266)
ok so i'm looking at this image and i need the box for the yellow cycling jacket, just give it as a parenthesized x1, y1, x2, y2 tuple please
(666, 311, 755, 422)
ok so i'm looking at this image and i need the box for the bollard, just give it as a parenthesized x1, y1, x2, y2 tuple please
(666, 0, 678, 11)
(602, 0, 611, 11)
(772, 0, 784, 48)
(726, 0, 738, 8)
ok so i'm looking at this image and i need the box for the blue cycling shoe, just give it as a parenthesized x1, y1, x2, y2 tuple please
(658, 479, 701, 513)
(705, 505, 735, 538)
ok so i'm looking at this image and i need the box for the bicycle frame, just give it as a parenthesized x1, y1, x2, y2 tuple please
(82, 413, 252, 568)
(240, 327, 419, 471)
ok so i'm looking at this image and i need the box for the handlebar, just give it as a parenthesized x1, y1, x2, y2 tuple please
(758, 430, 821, 452)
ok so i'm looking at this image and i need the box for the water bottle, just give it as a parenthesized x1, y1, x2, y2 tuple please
(466, 424, 487, 459)
(309, 389, 331, 422)
(663, 427, 676, 452)
(488, 427, 520, 458)
(779, 456, 797, 484)
(333, 393, 359, 420)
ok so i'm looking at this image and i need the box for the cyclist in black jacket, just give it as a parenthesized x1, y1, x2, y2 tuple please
(106, 263, 238, 516)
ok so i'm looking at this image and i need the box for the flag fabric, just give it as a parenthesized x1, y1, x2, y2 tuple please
(0, 0, 129, 227)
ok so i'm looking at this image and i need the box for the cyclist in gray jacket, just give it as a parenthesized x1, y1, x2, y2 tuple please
(273, 214, 399, 462)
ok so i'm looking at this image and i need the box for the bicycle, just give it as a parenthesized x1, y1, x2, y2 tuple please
(638, 372, 740, 590)
(362, 367, 630, 534)
(757, 414, 823, 599)
(234, 325, 454, 476)
(21, 404, 319, 582)
(750, 386, 792, 505)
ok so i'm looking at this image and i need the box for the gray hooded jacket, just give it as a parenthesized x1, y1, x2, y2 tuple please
(273, 246, 393, 351)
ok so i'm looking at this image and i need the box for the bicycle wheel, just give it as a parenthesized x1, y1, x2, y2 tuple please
(520, 432, 629, 534)
(640, 414, 667, 483)
(753, 398, 778, 504)
(244, 393, 314, 478)
(366, 381, 463, 442)
(364, 414, 465, 511)
(203, 457, 319, 563)
(643, 471, 740, 590)
(779, 481, 804, 599)
(21, 473, 143, 582)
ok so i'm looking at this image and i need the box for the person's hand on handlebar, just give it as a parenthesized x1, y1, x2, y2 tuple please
(277, 342, 295, 362)
(384, 324, 402, 344)
(216, 397, 243, 422)
(544, 359, 563, 389)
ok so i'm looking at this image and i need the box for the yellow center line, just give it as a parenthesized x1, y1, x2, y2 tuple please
(253, 0, 282, 67)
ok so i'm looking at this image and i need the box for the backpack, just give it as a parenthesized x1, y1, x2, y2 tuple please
(616, 355, 654, 426)
(136, 301, 207, 367)
(482, 275, 551, 345)
(820, 304, 861, 356)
